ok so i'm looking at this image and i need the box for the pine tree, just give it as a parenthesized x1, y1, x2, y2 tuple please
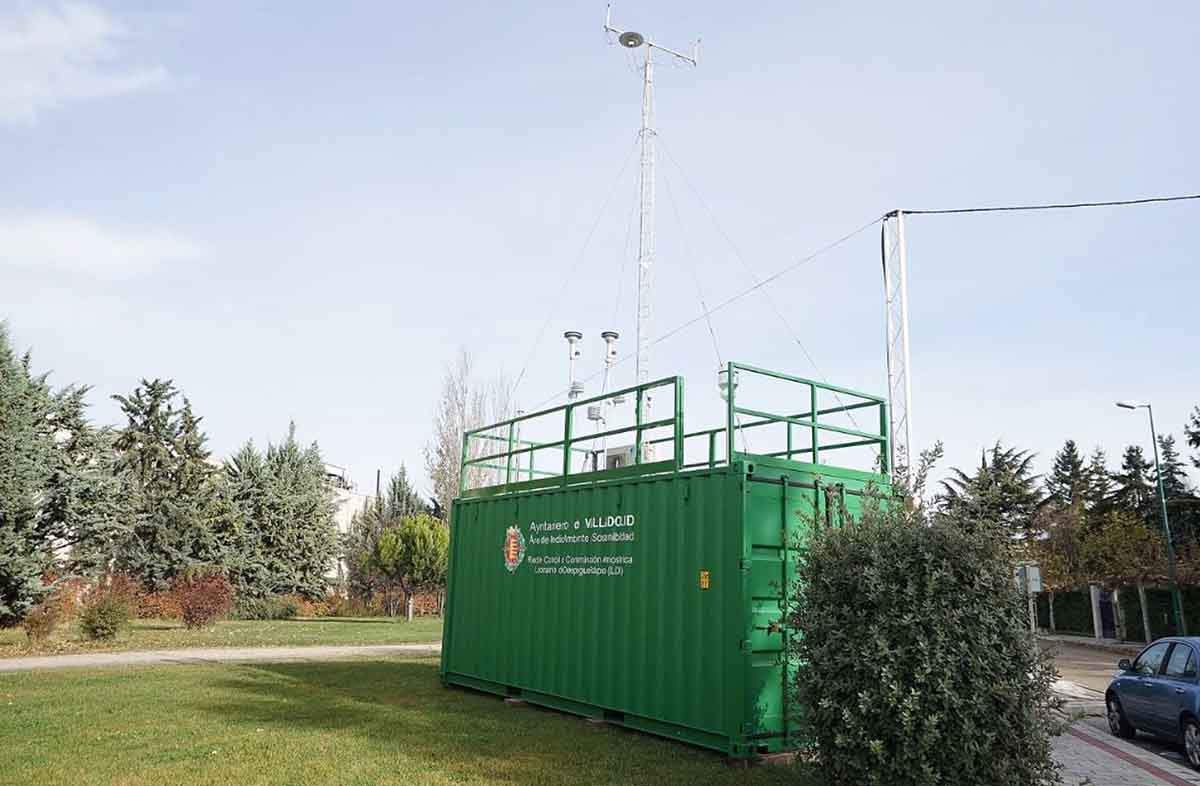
(223, 424, 337, 598)
(44, 387, 131, 575)
(1186, 406, 1200, 470)
(343, 496, 386, 602)
(939, 442, 1043, 538)
(258, 423, 337, 598)
(1045, 439, 1087, 508)
(223, 441, 270, 597)
(0, 325, 57, 625)
(112, 379, 227, 589)
(384, 465, 427, 521)
(1084, 447, 1114, 513)
(1111, 445, 1155, 519)
(1157, 435, 1192, 499)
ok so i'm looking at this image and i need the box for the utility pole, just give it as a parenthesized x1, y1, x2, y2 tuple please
(604, 5, 698, 390)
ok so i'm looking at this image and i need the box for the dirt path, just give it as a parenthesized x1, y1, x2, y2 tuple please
(0, 642, 441, 673)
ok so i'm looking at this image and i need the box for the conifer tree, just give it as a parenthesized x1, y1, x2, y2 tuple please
(258, 423, 337, 598)
(223, 442, 269, 597)
(1186, 406, 1200, 470)
(0, 325, 57, 625)
(1084, 447, 1114, 513)
(1045, 439, 1087, 508)
(111, 379, 228, 589)
(938, 442, 1043, 539)
(45, 387, 131, 575)
(385, 465, 427, 520)
(1111, 445, 1155, 520)
(222, 424, 336, 598)
(1157, 435, 1192, 499)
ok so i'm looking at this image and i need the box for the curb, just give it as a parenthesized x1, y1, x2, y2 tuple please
(1039, 634, 1144, 655)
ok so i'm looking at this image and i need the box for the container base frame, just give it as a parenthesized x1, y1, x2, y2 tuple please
(442, 671, 793, 760)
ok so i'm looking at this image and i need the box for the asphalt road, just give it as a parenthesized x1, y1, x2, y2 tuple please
(1046, 637, 1198, 773)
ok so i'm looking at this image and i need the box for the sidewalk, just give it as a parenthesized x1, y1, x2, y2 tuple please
(1051, 677, 1200, 785)
(0, 642, 441, 672)
(1056, 722, 1200, 786)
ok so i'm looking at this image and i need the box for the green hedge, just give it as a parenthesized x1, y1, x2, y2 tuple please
(1119, 590, 1145, 642)
(1050, 590, 1093, 635)
(1047, 586, 1196, 642)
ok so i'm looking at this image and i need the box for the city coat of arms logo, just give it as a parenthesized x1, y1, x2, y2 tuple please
(503, 525, 526, 573)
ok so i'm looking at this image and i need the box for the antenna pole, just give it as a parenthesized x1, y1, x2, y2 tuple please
(604, 6, 698, 394)
(636, 44, 655, 389)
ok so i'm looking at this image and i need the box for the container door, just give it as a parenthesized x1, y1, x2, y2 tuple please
(743, 472, 815, 748)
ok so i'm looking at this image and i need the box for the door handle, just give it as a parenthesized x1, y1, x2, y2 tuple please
(1176, 688, 1186, 695)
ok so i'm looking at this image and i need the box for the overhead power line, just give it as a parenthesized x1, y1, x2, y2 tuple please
(897, 193, 1200, 217)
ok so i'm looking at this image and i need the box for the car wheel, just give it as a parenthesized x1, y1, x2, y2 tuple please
(1184, 719, 1200, 769)
(1107, 695, 1136, 739)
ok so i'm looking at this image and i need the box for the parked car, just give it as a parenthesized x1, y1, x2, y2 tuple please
(1106, 636, 1200, 768)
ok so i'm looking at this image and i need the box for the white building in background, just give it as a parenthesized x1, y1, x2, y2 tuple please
(324, 464, 373, 583)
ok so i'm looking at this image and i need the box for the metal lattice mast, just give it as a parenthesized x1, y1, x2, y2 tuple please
(605, 6, 698, 389)
(635, 45, 655, 386)
(881, 210, 913, 479)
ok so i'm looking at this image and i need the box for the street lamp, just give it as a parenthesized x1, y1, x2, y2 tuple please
(1116, 400, 1186, 635)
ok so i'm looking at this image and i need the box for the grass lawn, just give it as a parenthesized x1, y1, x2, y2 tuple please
(0, 616, 443, 658)
(0, 656, 817, 786)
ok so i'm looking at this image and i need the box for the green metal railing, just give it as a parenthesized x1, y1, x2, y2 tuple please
(718, 362, 889, 473)
(458, 362, 889, 497)
(460, 376, 683, 497)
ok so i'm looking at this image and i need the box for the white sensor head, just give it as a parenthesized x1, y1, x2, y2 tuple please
(564, 330, 583, 359)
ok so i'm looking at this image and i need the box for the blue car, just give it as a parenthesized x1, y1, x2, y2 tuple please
(1106, 636, 1200, 768)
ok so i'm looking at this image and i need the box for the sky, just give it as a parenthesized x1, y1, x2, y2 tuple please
(2, 0, 1198, 498)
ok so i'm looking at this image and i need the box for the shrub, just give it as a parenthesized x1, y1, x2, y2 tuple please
(326, 594, 388, 618)
(788, 508, 1060, 786)
(231, 595, 299, 621)
(135, 591, 182, 620)
(78, 582, 135, 641)
(21, 599, 62, 644)
(171, 567, 234, 629)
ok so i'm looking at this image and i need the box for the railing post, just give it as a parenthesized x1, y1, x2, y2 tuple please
(879, 402, 891, 476)
(458, 432, 471, 494)
(726, 362, 736, 462)
(562, 404, 574, 481)
(504, 423, 515, 486)
(673, 378, 684, 470)
(786, 420, 793, 460)
(810, 383, 819, 465)
(635, 387, 644, 464)
(708, 431, 716, 468)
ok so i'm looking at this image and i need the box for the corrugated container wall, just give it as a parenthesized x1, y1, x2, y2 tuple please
(440, 454, 886, 757)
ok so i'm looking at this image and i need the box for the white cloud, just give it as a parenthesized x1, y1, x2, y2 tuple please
(0, 214, 200, 278)
(0, 3, 166, 123)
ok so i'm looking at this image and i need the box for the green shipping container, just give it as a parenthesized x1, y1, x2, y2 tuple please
(440, 362, 891, 758)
